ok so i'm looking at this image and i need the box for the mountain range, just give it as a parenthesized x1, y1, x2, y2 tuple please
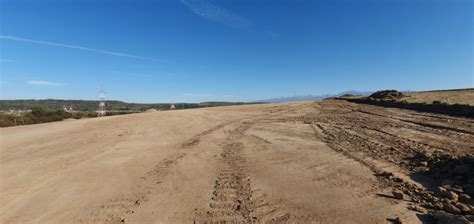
(0, 91, 375, 111)
(256, 90, 374, 103)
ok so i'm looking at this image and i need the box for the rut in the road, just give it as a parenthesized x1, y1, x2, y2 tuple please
(182, 121, 238, 148)
(206, 122, 254, 223)
(207, 142, 253, 223)
(76, 153, 186, 224)
(79, 121, 237, 224)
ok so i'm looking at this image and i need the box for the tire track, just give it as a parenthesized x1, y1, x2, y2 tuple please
(206, 142, 253, 223)
(76, 152, 186, 224)
(182, 121, 238, 148)
(204, 120, 302, 223)
(204, 122, 255, 223)
(78, 121, 237, 224)
(354, 109, 474, 136)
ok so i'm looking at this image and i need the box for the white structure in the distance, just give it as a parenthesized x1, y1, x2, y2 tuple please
(170, 104, 176, 110)
(63, 106, 74, 113)
(98, 86, 106, 117)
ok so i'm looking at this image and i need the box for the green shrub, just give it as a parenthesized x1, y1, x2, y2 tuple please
(0, 108, 76, 127)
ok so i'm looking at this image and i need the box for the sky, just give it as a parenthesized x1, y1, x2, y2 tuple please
(0, 0, 472, 103)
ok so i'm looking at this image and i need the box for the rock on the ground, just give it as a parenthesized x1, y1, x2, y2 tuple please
(432, 211, 470, 224)
(444, 203, 462, 214)
(408, 205, 427, 213)
(391, 217, 403, 224)
(459, 194, 471, 203)
(393, 190, 405, 200)
(439, 188, 459, 201)
(392, 177, 404, 183)
(455, 203, 471, 214)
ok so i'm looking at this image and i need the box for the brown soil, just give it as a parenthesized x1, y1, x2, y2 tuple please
(402, 89, 474, 106)
(370, 90, 405, 100)
(1, 100, 472, 223)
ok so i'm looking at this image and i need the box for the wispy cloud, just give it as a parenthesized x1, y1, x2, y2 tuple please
(27, 80, 65, 87)
(0, 59, 15, 63)
(181, 0, 252, 29)
(0, 35, 153, 60)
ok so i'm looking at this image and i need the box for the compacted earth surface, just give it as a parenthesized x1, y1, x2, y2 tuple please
(1, 100, 473, 223)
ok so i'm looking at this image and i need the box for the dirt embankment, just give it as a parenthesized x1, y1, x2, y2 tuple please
(299, 100, 474, 222)
(339, 89, 474, 118)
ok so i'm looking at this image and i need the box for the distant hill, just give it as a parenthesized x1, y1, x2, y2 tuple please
(0, 99, 260, 111)
(256, 90, 373, 103)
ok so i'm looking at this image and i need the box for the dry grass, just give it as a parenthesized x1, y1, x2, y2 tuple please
(401, 88, 474, 106)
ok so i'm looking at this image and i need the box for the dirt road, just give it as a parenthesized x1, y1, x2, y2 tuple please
(1, 101, 472, 223)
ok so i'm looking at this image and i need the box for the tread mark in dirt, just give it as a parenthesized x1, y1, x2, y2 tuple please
(182, 121, 237, 148)
(205, 122, 254, 223)
(76, 153, 186, 224)
(203, 121, 295, 223)
(206, 142, 253, 223)
(354, 109, 474, 136)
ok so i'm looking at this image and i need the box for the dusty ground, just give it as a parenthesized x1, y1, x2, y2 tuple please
(1, 100, 473, 223)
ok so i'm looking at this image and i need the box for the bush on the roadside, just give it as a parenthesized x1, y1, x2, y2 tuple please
(72, 111, 97, 119)
(0, 107, 80, 127)
(0, 113, 17, 127)
(0, 108, 140, 127)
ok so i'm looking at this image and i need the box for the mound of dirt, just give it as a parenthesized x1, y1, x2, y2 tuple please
(427, 155, 474, 195)
(369, 90, 405, 100)
(341, 94, 355, 97)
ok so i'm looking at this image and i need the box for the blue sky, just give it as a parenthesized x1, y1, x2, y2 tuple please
(0, 0, 472, 103)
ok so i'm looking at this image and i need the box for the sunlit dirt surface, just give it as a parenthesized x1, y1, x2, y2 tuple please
(1, 100, 472, 223)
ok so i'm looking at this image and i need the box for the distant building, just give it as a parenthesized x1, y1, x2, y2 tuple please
(170, 104, 176, 110)
(63, 106, 74, 113)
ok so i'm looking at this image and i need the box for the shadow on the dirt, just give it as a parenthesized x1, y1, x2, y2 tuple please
(410, 155, 474, 197)
(416, 213, 436, 224)
(375, 193, 397, 200)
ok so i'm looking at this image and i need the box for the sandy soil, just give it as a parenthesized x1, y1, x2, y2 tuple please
(1, 101, 472, 223)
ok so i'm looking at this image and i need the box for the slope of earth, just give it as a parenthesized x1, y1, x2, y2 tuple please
(1, 100, 472, 223)
(401, 89, 474, 106)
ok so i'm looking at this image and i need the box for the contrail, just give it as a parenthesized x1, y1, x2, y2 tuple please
(0, 35, 153, 60)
